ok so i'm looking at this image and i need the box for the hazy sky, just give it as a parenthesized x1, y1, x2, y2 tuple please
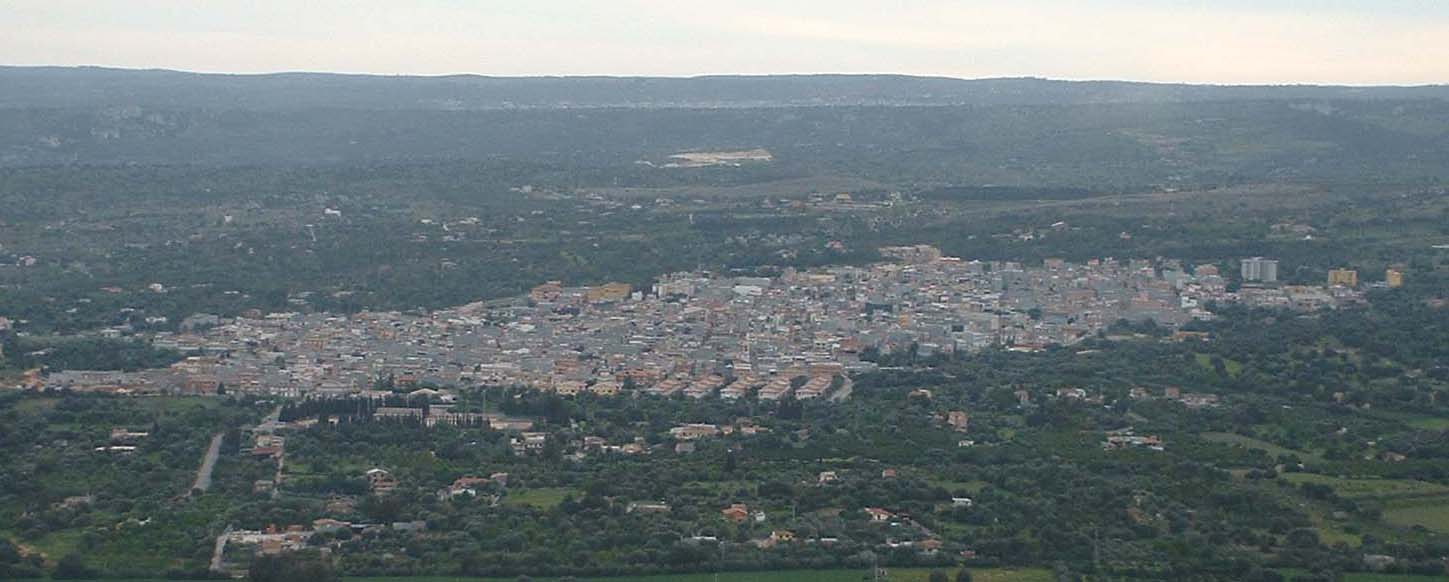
(6, 0, 1449, 84)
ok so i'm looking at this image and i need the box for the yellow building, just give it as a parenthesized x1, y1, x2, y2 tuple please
(529, 280, 563, 303)
(1327, 268, 1358, 287)
(1386, 268, 1404, 288)
(585, 282, 632, 303)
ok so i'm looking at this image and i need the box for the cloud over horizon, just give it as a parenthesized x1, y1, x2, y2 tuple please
(5, 0, 1448, 85)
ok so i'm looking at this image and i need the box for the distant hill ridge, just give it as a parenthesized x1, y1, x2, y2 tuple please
(3, 66, 1448, 110)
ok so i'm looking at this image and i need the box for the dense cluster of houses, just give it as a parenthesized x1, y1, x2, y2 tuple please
(32, 247, 1261, 400)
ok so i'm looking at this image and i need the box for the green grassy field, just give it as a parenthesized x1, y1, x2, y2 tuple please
(680, 480, 758, 495)
(1405, 416, 1449, 431)
(1283, 473, 1449, 500)
(5, 529, 83, 565)
(362, 569, 1051, 582)
(925, 478, 991, 495)
(1193, 353, 1243, 377)
(12, 396, 62, 414)
(499, 487, 579, 509)
(1299, 508, 1363, 548)
(1383, 499, 1449, 533)
(1354, 409, 1449, 432)
(1343, 574, 1449, 582)
(1279, 473, 1449, 540)
(56, 570, 1449, 582)
(61, 568, 1054, 582)
(1278, 569, 1449, 582)
(1201, 432, 1321, 462)
(12, 394, 224, 416)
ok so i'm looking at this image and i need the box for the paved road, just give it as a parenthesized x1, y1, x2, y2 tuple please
(271, 449, 285, 499)
(190, 432, 224, 494)
(261, 405, 285, 499)
(209, 525, 232, 573)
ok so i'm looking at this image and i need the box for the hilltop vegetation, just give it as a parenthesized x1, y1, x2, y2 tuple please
(6, 67, 1449, 111)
